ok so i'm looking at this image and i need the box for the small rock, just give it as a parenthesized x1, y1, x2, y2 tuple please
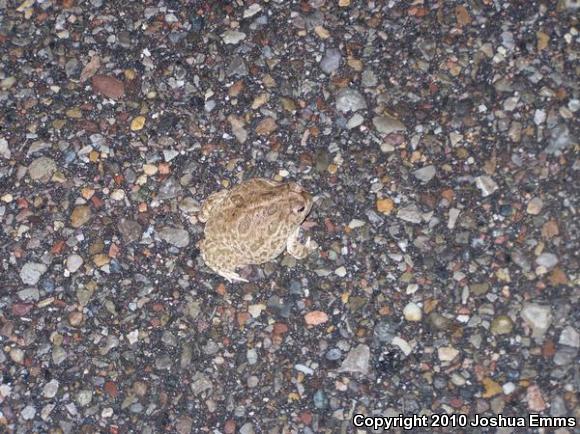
(91, 75, 125, 99)
(346, 113, 364, 129)
(491, 315, 513, 335)
(447, 208, 460, 229)
(481, 377, 503, 398)
(320, 48, 341, 74)
(372, 115, 406, 134)
(29, 157, 57, 182)
(66, 254, 84, 273)
(535, 252, 558, 269)
(243, 3, 262, 18)
(255, 117, 277, 135)
(239, 423, 255, 434)
(71, 205, 92, 228)
(43, 380, 59, 398)
(21, 405, 36, 420)
(304, 311, 329, 326)
(158, 226, 190, 248)
(335, 88, 367, 113)
(130, 116, 146, 131)
(221, 30, 246, 44)
(403, 302, 422, 321)
(559, 326, 579, 348)
(526, 197, 543, 215)
(521, 303, 552, 341)
(413, 165, 436, 182)
(68, 311, 83, 327)
(118, 219, 142, 244)
(438, 346, 459, 362)
(397, 204, 423, 224)
(474, 175, 498, 197)
(10, 348, 25, 364)
(338, 344, 370, 374)
(526, 384, 546, 412)
(20, 262, 47, 285)
(376, 198, 394, 215)
(76, 390, 93, 406)
(0, 137, 10, 159)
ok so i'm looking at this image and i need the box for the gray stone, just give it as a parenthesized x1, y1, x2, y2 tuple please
(397, 204, 423, 224)
(559, 326, 579, 348)
(545, 124, 572, 154)
(190, 372, 213, 396)
(221, 30, 246, 44)
(372, 115, 406, 134)
(521, 303, 552, 341)
(158, 226, 190, 248)
(43, 380, 59, 398)
(226, 56, 248, 77)
(536, 252, 558, 269)
(338, 344, 370, 375)
(20, 262, 47, 285)
(66, 254, 84, 273)
(76, 390, 93, 406)
(335, 88, 367, 113)
(0, 137, 10, 159)
(118, 219, 142, 244)
(21, 405, 36, 420)
(28, 157, 57, 182)
(320, 48, 341, 74)
(474, 175, 498, 197)
(361, 69, 377, 87)
(413, 165, 436, 182)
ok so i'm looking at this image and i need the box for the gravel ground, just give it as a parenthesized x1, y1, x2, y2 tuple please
(1, 0, 579, 433)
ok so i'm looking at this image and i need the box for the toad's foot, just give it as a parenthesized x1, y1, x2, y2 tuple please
(286, 227, 317, 260)
(217, 268, 249, 283)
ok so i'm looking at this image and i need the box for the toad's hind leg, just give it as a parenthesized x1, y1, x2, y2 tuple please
(199, 242, 248, 283)
(286, 227, 317, 260)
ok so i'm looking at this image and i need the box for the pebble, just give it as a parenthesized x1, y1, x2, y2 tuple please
(66, 254, 84, 273)
(20, 262, 47, 285)
(304, 311, 329, 326)
(243, 3, 262, 18)
(70, 205, 92, 228)
(76, 390, 93, 406)
(130, 116, 146, 131)
(10, 348, 25, 364)
(521, 303, 552, 341)
(403, 302, 422, 322)
(91, 75, 125, 99)
(474, 175, 498, 197)
(397, 204, 423, 224)
(338, 344, 370, 374)
(0, 137, 10, 159)
(158, 226, 190, 248)
(535, 252, 558, 269)
(221, 30, 246, 44)
(21, 405, 36, 420)
(490, 315, 513, 335)
(376, 198, 394, 215)
(28, 157, 57, 182)
(526, 197, 543, 215)
(372, 115, 406, 134)
(320, 48, 341, 74)
(43, 380, 59, 398)
(413, 165, 436, 182)
(335, 88, 367, 113)
(559, 326, 579, 348)
(438, 346, 459, 362)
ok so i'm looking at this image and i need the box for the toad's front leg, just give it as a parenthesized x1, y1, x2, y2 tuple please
(286, 226, 317, 260)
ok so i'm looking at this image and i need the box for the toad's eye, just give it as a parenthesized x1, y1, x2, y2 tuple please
(296, 206, 305, 213)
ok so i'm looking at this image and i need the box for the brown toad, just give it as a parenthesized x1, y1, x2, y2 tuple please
(198, 178, 316, 282)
